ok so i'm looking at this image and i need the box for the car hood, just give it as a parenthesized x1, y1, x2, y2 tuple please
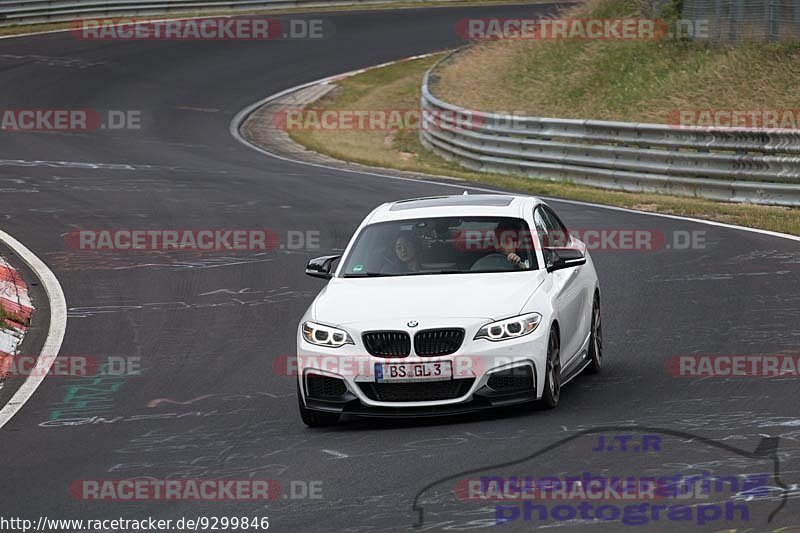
(312, 271, 546, 325)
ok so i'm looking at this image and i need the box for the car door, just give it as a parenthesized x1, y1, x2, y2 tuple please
(534, 205, 585, 366)
(542, 205, 595, 349)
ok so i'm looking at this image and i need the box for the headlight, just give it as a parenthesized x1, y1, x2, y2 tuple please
(302, 321, 354, 348)
(474, 313, 542, 342)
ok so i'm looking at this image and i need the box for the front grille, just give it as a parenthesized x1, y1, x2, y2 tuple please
(487, 366, 534, 393)
(363, 331, 411, 357)
(305, 374, 348, 399)
(359, 378, 474, 402)
(414, 328, 465, 356)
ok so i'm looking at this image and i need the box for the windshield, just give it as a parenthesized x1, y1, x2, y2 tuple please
(340, 216, 538, 277)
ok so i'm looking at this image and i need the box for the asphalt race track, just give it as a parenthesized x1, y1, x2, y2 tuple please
(0, 2, 798, 531)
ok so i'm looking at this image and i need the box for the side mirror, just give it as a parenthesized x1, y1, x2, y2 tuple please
(305, 255, 340, 280)
(544, 248, 586, 273)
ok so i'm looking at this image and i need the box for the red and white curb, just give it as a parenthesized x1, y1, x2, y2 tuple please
(0, 230, 66, 429)
(0, 256, 34, 386)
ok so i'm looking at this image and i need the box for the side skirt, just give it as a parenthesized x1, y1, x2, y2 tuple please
(560, 331, 592, 387)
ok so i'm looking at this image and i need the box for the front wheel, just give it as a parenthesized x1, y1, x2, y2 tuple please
(297, 383, 340, 427)
(540, 327, 561, 409)
(585, 296, 603, 375)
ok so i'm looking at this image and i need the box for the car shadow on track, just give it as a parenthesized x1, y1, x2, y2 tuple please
(301, 371, 610, 431)
(322, 392, 585, 432)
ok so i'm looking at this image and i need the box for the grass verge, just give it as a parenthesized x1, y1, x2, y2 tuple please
(288, 54, 799, 235)
(436, 0, 800, 123)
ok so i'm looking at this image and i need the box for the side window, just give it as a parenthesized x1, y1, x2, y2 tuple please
(541, 206, 571, 247)
(534, 205, 570, 249)
(533, 207, 551, 248)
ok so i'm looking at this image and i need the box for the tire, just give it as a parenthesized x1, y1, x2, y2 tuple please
(297, 383, 340, 427)
(585, 296, 603, 375)
(540, 327, 561, 409)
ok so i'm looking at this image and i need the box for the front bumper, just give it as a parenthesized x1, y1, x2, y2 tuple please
(302, 380, 539, 418)
(296, 319, 549, 417)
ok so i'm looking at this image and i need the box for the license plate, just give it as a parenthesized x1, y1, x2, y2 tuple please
(375, 361, 452, 383)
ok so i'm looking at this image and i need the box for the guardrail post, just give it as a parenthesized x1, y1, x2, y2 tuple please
(795, 0, 800, 40)
(766, 0, 779, 42)
(734, 0, 746, 41)
(728, 0, 746, 43)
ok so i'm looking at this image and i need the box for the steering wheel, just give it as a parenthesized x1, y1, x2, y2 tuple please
(470, 253, 515, 272)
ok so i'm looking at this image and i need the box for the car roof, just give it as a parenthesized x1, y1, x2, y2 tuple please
(366, 194, 541, 224)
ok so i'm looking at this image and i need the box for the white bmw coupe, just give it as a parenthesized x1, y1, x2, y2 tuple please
(296, 194, 602, 426)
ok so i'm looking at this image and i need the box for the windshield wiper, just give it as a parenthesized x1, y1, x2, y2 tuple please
(342, 272, 400, 278)
(405, 269, 469, 275)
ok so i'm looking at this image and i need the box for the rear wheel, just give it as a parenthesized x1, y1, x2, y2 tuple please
(585, 296, 603, 375)
(297, 383, 340, 427)
(540, 327, 561, 409)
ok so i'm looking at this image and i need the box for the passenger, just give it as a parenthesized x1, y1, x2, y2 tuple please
(393, 233, 420, 272)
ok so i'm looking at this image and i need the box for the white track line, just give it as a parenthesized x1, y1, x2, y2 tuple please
(0, 230, 67, 429)
(322, 448, 349, 458)
(230, 55, 800, 244)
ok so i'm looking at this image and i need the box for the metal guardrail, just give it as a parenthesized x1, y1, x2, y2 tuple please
(683, 0, 800, 43)
(420, 55, 800, 207)
(0, 0, 443, 26)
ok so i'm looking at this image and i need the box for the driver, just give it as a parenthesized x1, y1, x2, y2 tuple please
(495, 221, 526, 269)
